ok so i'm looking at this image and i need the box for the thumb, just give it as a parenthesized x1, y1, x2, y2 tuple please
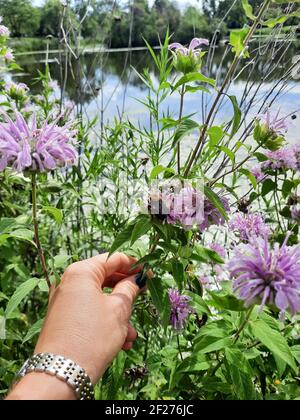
(111, 272, 148, 305)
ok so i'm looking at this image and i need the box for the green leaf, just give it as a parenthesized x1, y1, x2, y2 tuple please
(173, 72, 215, 91)
(195, 335, 232, 354)
(5, 278, 40, 318)
(0, 228, 35, 247)
(204, 186, 229, 221)
(22, 318, 44, 344)
(262, 179, 276, 197)
(185, 85, 210, 94)
(176, 356, 210, 374)
(150, 165, 167, 180)
(0, 316, 5, 340)
(251, 320, 297, 372)
(239, 168, 257, 189)
(42, 206, 63, 225)
(207, 126, 224, 147)
(147, 277, 171, 329)
(185, 290, 211, 315)
(171, 260, 185, 290)
(109, 222, 135, 254)
(282, 179, 294, 199)
(225, 348, 256, 400)
(228, 95, 242, 137)
(208, 290, 247, 312)
(53, 254, 71, 269)
(219, 146, 235, 165)
(131, 216, 152, 245)
(263, 12, 300, 28)
(173, 119, 199, 146)
(194, 245, 224, 264)
(230, 27, 250, 58)
(242, 0, 256, 20)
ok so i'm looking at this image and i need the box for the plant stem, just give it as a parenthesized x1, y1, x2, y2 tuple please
(183, 0, 272, 177)
(177, 334, 184, 361)
(177, 84, 185, 174)
(210, 306, 255, 376)
(233, 306, 255, 344)
(31, 173, 51, 289)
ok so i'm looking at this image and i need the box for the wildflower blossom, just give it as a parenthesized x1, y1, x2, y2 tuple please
(199, 195, 230, 231)
(49, 80, 59, 90)
(254, 110, 288, 151)
(228, 236, 300, 316)
(0, 25, 9, 37)
(291, 205, 300, 222)
(169, 38, 210, 57)
(251, 164, 264, 182)
(167, 186, 204, 228)
(5, 82, 29, 101)
(169, 37, 209, 74)
(0, 111, 77, 173)
(262, 147, 298, 171)
(4, 49, 14, 61)
(168, 288, 192, 330)
(229, 212, 270, 242)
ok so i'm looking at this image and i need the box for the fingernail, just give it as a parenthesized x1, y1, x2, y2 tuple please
(135, 272, 148, 289)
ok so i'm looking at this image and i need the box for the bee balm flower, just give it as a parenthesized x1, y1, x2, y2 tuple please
(228, 236, 300, 316)
(0, 111, 78, 173)
(169, 38, 209, 74)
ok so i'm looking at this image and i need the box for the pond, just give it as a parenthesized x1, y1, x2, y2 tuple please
(6, 39, 300, 142)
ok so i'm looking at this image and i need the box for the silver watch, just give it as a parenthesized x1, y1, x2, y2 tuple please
(16, 353, 94, 400)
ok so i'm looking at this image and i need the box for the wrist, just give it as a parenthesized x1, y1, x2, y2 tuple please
(7, 372, 76, 400)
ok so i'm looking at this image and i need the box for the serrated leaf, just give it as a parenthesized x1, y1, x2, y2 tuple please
(195, 335, 232, 354)
(207, 290, 246, 312)
(130, 216, 152, 245)
(109, 222, 135, 254)
(251, 319, 297, 373)
(147, 277, 171, 329)
(5, 278, 40, 318)
(42, 206, 63, 225)
(225, 348, 256, 400)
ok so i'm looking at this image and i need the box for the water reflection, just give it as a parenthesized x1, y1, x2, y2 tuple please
(8, 40, 300, 139)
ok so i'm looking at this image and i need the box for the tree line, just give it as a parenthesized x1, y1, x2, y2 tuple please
(0, 0, 296, 47)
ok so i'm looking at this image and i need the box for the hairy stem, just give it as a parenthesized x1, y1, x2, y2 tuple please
(32, 173, 51, 289)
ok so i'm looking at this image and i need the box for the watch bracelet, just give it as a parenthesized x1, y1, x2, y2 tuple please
(16, 353, 94, 400)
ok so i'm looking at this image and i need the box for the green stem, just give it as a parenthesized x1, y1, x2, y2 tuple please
(233, 306, 255, 344)
(32, 173, 51, 289)
(183, 0, 272, 177)
(210, 306, 255, 376)
(177, 84, 185, 174)
(176, 334, 184, 361)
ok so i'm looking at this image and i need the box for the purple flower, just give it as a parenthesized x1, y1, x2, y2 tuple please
(228, 236, 300, 316)
(262, 147, 298, 171)
(5, 82, 29, 98)
(167, 186, 204, 228)
(0, 25, 9, 37)
(168, 288, 192, 331)
(0, 111, 78, 173)
(4, 49, 14, 61)
(229, 212, 270, 242)
(49, 80, 59, 90)
(209, 243, 226, 259)
(251, 164, 264, 182)
(169, 38, 209, 57)
(199, 195, 230, 231)
(291, 206, 300, 222)
(259, 110, 288, 136)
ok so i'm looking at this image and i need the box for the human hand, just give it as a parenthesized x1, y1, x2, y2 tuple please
(7, 252, 148, 400)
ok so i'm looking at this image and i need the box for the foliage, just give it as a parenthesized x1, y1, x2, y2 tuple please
(0, 0, 300, 401)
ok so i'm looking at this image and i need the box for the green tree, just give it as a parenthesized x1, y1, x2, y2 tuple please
(0, 0, 41, 37)
(152, 0, 181, 41)
(39, 0, 64, 37)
